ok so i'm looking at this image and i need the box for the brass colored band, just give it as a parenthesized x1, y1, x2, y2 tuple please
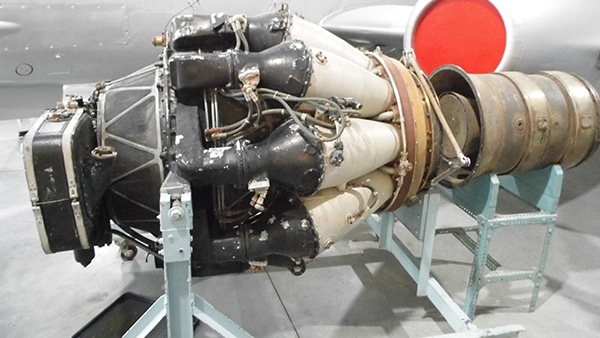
(376, 55, 417, 211)
(394, 59, 429, 201)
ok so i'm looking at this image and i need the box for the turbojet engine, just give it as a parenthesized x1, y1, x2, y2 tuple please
(23, 7, 600, 275)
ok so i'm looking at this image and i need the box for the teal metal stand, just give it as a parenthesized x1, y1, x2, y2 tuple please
(123, 173, 253, 338)
(369, 196, 524, 337)
(439, 165, 563, 318)
(368, 165, 563, 336)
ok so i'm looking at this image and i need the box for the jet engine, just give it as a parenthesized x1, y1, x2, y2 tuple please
(23, 7, 600, 276)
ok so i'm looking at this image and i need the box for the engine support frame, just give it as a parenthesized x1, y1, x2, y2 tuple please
(123, 173, 253, 338)
(368, 207, 525, 337)
(437, 164, 563, 318)
(367, 165, 564, 336)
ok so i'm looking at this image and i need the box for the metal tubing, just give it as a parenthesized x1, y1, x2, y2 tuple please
(169, 11, 375, 70)
(169, 40, 312, 105)
(169, 41, 392, 116)
(209, 187, 320, 263)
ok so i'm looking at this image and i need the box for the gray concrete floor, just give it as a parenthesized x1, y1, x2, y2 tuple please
(1, 117, 600, 337)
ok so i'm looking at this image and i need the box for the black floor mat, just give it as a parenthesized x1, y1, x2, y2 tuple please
(72, 292, 172, 338)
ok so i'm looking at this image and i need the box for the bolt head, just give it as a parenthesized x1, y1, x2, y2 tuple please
(169, 208, 183, 221)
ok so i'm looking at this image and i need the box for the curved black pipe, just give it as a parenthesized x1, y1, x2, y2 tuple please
(246, 11, 289, 51)
(205, 187, 320, 264)
(169, 40, 312, 106)
(169, 14, 236, 52)
(169, 11, 288, 52)
(174, 108, 324, 196)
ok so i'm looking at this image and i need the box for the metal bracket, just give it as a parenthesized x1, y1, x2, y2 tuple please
(430, 157, 464, 186)
(123, 172, 253, 338)
(402, 49, 471, 178)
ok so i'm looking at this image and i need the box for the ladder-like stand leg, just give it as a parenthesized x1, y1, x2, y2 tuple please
(442, 165, 563, 318)
(529, 222, 556, 311)
(464, 221, 494, 318)
(123, 173, 253, 338)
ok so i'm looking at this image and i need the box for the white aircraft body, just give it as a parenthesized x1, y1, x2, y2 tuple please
(0, 0, 414, 119)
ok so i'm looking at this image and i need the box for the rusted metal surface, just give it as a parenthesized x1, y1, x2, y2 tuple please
(372, 55, 439, 210)
(430, 65, 600, 187)
(395, 59, 429, 200)
(374, 55, 416, 211)
(502, 72, 561, 173)
(419, 73, 443, 189)
(539, 71, 600, 169)
(438, 92, 479, 158)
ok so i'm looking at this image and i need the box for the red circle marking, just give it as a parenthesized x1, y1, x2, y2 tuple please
(413, 0, 507, 74)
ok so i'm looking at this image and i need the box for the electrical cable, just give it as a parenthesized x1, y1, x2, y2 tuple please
(213, 88, 358, 142)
